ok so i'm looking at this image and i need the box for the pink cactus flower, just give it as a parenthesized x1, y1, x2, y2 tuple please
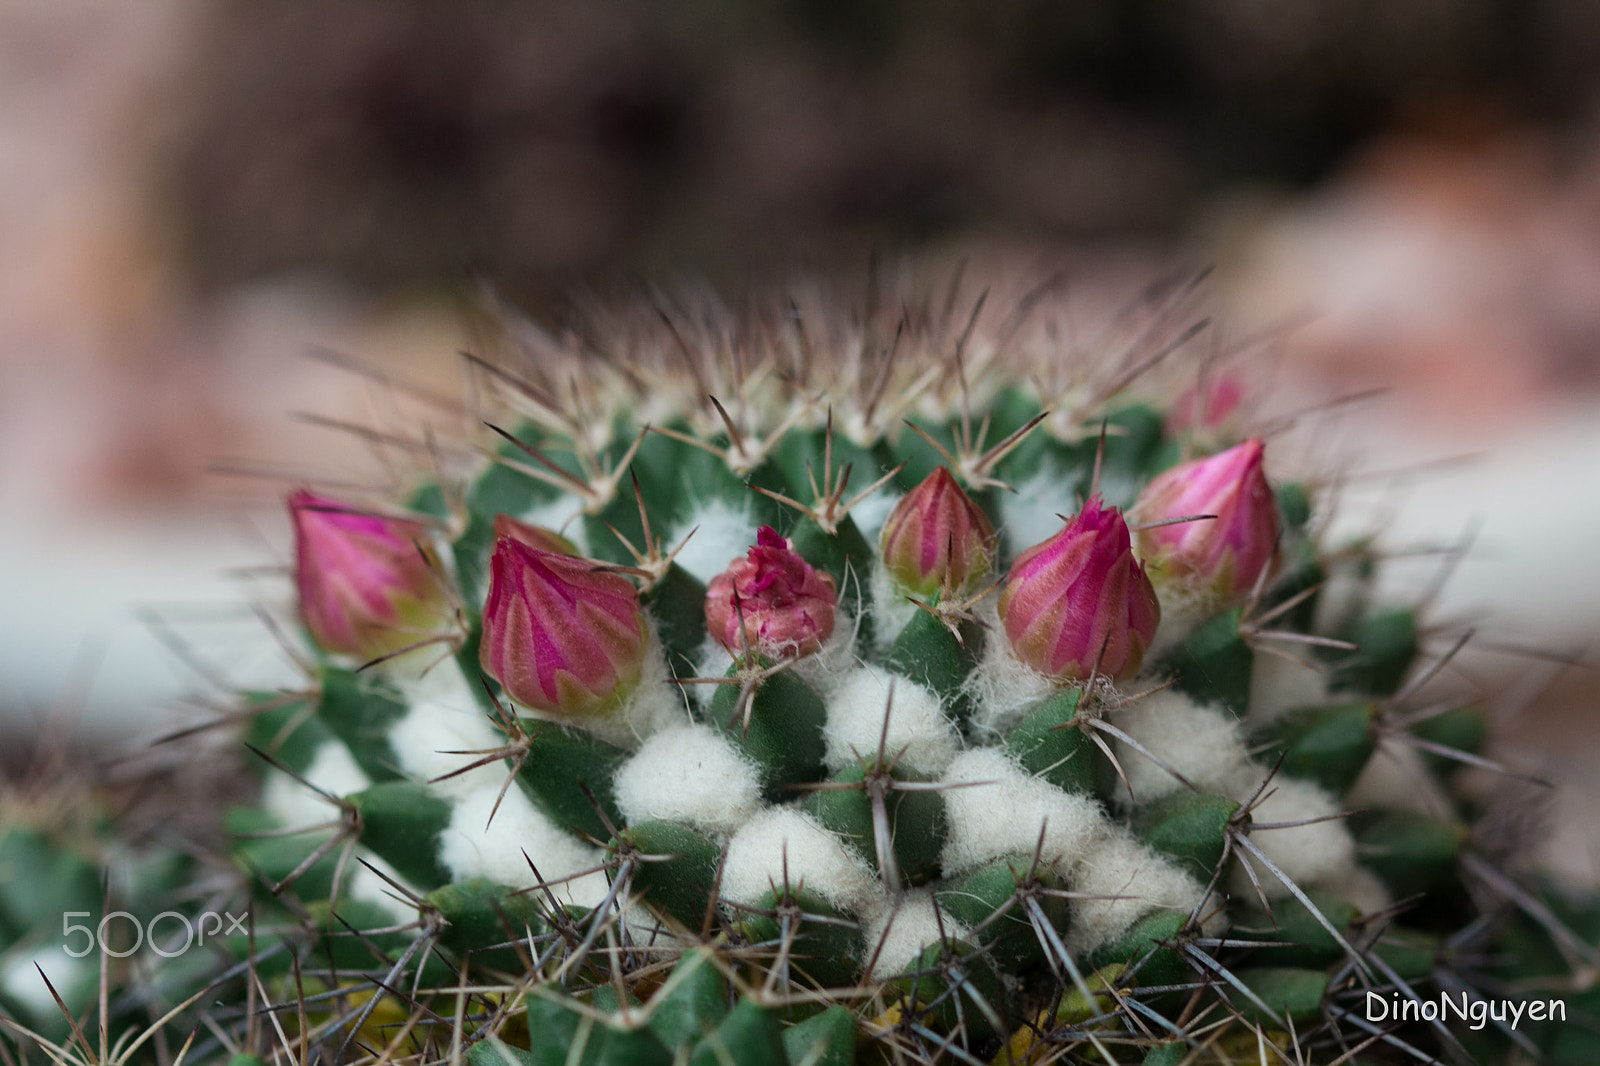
(998, 497, 1161, 683)
(705, 526, 837, 659)
(493, 513, 579, 556)
(879, 466, 997, 597)
(291, 490, 449, 658)
(1134, 438, 1279, 607)
(480, 537, 648, 716)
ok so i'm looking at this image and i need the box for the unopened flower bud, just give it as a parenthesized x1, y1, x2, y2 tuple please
(291, 490, 450, 658)
(1134, 438, 1278, 607)
(480, 538, 648, 716)
(706, 526, 837, 659)
(879, 467, 996, 597)
(998, 497, 1161, 683)
(493, 514, 578, 556)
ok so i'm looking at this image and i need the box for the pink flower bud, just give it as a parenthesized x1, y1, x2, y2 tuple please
(291, 490, 450, 658)
(493, 514, 579, 556)
(1133, 438, 1278, 607)
(705, 526, 838, 659)
(479, 537, 648, 716)
(1166, 374, 1245, 436)
(878, 467, 997, 597)
(998, 498, 1161, 683)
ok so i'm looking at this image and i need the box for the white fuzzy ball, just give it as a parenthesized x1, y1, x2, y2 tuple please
(1107, 690, 1253, 808)
(1, 944, 89, 1019)
(518, 494, 589, 556)
(669, 497, 757, 585)
(345, 852, 423, 923)
(1227, 774, 1357, 898)
(614, 723, 763, 835)
(1315, 863, 1393, 916)
(850, 488, 902, 544)
(962, 599, 1058, 739)
(1345, 738, 1453, 818)
(1000, 462, 1078, 559)
(438, 781, 611, 908)
(390, 660, 509, 798)
(260, 741, 371, 829)
(789, 616, 863, 701)
(860, 890, 971, 979)
(1145, 590, 1215, 662)
(939, 748, 1107, 877)
(1246, 650, 1330, 726)
(721, 807, 881, 915)
(1065, 826, 1210, 956)
(823, 665, 960, 777)
(868, 560, 920, 653)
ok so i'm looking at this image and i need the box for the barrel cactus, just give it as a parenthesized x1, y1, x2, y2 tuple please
(185, 272, 1596, 1064)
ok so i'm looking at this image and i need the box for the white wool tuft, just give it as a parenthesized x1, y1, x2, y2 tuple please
(688, 611, 856, 709)
(517, 494, 589, 555)
(1314, 863, 1392, 915)
(669, 497, 757, 584)
(614, 724, 763, 835)
(261, 741, 371, 829)
(999, 463, 1078, 558)
(939, 748, 1107, 876)
(1145, 588, 1216, 661)
(868, 561, 920, 653)
(345, 852, 422, 923)
(1346, 738, 1453, 818)
(438, 781, 610, 908)
(963, 599, 1058, 738)
(823, 665, 959, 777)
(692, 639, 736, 710)
(721, 807, 881, 915)
(1227, 774, 1357, 897)
(612, 624, 692, 742)
(390, 661, 509, 798)
(789, 616, 862, 700)
(1246, 650, 1330, 726)
(1, 944, 89, 1019)
(1107, 690, 1252, 808)
(849, 488, 902, 544)
(1065, 826, 1209, 956)
(860, 890, 971, 979)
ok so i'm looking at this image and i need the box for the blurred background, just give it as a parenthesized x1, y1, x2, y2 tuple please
(0, 1, 1597, 877)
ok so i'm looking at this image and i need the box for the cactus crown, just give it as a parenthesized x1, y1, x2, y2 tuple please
(12, 270, 1595, 1066)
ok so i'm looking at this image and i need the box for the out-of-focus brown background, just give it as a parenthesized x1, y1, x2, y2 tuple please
(1, 1, 1597, 877)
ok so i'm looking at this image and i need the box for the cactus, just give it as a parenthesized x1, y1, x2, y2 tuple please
(0, 742, 227, 1062)
(51, 271, 1596, 1064)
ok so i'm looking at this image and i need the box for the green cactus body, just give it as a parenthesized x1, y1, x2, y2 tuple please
(146, 273, 1588, 1066)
